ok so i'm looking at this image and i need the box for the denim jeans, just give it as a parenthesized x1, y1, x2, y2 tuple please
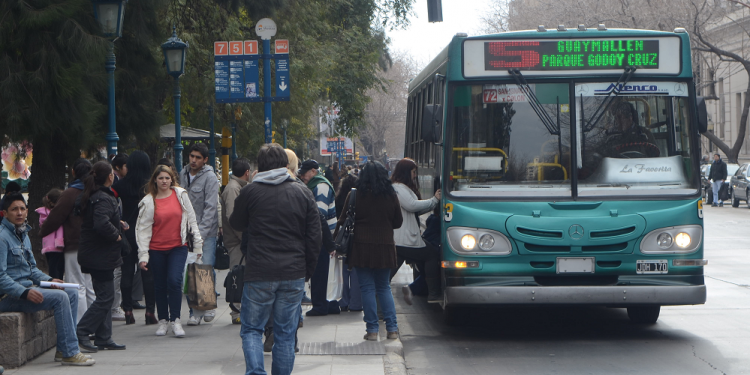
(241, 278, 305, 375)
(64, 250, 95, 323)
(339, 267, 362, 310)
(356, 267, 397, 333)
(712, 180, 723, 203)
(149, 246, 188, 321)
(189, 237, 217, 317)
(0, 287, 80, 357)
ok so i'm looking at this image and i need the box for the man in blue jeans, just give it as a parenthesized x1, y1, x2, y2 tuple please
(0, 193, 95, 366)
(180, 142, 221, 324)
(230, 143, 321, 375)
(709, 153, 728, 207)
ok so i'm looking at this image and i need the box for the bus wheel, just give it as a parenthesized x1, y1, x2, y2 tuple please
(627, 306, 661, 324)
(443, 305, 467, 326)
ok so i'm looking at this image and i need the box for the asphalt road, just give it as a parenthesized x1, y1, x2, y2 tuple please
(394, 203, 750, 375)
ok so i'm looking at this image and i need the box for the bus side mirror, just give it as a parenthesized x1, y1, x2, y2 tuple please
(422, 104, 443, 143)
(696, 97, 708, 134)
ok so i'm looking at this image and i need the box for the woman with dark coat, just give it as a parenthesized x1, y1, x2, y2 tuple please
(335, 161, 402, 340)
(112, 151, 156, 325)
(76, 161, 126, 352)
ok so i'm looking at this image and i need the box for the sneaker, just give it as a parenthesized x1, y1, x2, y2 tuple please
(61, 352, 96, 366)
(203, 309, 216, 322)
(155, 319, 169, 336)
(711, 203, 718, 207)
(187, 315, 201, 326)
(172, 318, 185, 337)
(301, 294, 312, 305)
(719, 202, 724, 207)
(263, 329, 274, 352)
(54, 351, 91, 362)
(111, 307, 126, 321)
(231, 311, 241, 325)
(387, 331, 399, 339)
(363, 332, 378, 341)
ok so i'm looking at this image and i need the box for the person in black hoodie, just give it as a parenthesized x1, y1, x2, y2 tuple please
(112, 151, 157, 324)
(709, 153, 729, 207)
(75, 161, 127, 352)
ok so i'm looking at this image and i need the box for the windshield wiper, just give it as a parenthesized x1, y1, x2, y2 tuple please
(582, 66, 637, 132)
(508, 69, 559, 135)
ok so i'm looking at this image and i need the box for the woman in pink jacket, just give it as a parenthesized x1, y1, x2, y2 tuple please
(36, 188, 65, 279)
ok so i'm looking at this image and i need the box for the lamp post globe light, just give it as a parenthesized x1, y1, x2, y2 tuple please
(161, 26, 188, 172)
(92, 0, 127, 157)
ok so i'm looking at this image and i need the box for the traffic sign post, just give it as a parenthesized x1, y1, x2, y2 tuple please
(213, 18, 291, 145)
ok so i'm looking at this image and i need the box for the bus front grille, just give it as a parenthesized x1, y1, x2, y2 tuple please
(524, 243, 571, 252)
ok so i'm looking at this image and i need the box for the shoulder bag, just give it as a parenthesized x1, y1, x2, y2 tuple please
(224, 253, 245, 303)
(334, 188, 356, 263)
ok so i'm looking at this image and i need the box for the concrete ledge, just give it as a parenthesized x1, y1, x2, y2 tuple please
(0, 310, 57, 369)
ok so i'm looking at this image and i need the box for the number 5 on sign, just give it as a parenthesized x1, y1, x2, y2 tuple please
(214, 42, 228, 56)
(229, 41, 243, 55)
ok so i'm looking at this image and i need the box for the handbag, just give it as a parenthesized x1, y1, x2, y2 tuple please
(334, 188, 356, 261)
(224, 254, 245, 303)
(326, 255, 343, 301)
(214, 235, 230, 270)
(186, 262, 218, 310)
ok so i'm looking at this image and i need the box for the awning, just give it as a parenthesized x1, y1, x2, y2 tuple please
(160, 124, 222, 141)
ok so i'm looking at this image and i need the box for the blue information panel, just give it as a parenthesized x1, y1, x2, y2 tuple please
(244, 58, 260, 100)
(275, 57, 290, 100)
(214, 58, 230, 101)
(229, 60, 244, 99)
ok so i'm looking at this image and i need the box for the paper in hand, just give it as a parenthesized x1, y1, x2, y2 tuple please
(40, 281, 81, 290)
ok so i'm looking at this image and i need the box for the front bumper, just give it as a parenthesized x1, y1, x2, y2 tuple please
(444, 285, 706, 306)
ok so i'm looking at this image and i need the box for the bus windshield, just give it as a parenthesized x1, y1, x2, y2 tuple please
(576, 82, 699, 196)
(446, 81, 699, 198)
(448, 83, 572, 197)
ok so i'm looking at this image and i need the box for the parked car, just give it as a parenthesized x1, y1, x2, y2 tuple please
(704, 163, 740, 204)
(730, 163, 750, 208)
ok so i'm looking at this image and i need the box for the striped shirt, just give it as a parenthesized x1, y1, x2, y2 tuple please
(312, 183, 337, 234)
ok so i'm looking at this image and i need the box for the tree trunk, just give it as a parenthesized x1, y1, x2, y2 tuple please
(27, 136, 70, 274)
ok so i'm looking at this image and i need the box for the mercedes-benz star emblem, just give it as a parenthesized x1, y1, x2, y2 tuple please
(569, 224, 584, 240)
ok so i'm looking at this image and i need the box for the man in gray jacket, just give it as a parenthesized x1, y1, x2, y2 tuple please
(179, 142, 221, 325)
(221, 158, 251, 324)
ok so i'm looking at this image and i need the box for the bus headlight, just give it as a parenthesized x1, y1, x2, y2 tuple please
(640, 225, 702, 254)
(478, 234, 495, 251)
(447, 227, 512, 255)
(461, 235, 476, 250)
(675, 232, 691, 248)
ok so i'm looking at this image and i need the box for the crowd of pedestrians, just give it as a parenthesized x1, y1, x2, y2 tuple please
(0, 141, 441, 375)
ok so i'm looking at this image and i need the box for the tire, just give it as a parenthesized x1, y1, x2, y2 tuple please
(443, 305, 468, 326)
(732, 190, 741, 207)
(706, 189, 713, 204)
(627, 305, 661, 324)
(747, 189, 750, 209)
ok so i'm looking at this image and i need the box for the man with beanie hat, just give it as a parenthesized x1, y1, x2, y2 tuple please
(298, 160, 339, 316)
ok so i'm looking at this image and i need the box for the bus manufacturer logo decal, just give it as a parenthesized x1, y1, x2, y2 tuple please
(594, 83, 669, 96)
(569, 224, 585, 240)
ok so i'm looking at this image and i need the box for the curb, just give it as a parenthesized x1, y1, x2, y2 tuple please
(383, 351, 407, 375)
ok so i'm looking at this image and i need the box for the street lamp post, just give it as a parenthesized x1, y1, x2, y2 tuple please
(92, 0, 127, 157)
(281, 119, 288, 149)
(161, 27, 188, 172)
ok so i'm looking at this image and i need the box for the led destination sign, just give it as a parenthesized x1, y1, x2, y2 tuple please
(484, 39, 660, 71)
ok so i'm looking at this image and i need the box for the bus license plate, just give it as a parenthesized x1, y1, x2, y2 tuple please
(556, 257, 595, 274)
(636, 260, 668, 274)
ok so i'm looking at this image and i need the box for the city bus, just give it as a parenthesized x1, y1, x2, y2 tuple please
(404, 25, 708, 325)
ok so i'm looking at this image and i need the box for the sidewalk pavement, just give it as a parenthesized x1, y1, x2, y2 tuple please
(5, 268, 408, 375)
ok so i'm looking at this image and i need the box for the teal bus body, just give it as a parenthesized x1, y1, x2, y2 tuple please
(405, 28, 706, 323)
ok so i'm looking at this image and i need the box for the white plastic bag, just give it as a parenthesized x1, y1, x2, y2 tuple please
(326, 255, 343, 301)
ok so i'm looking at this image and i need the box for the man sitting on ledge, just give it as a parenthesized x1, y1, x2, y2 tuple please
(0, 193, 95, 366)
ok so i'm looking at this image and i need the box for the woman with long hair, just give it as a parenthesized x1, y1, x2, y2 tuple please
(136, 165, 202, 337)
(390, 158, 442, 303)
(335, 161, 402, 340)
(76, 161, 127, 352)
(111, 151, 156, 325)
